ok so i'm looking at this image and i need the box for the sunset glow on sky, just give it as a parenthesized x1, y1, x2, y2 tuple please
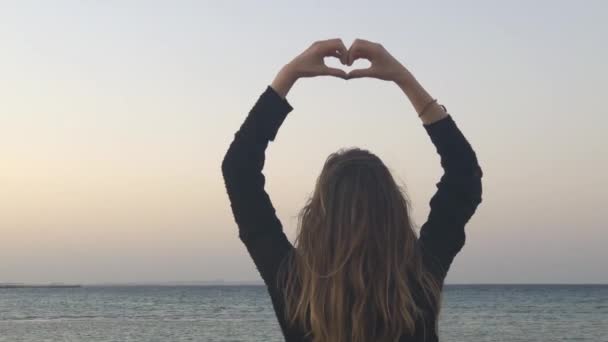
(1, 1, 606, 284)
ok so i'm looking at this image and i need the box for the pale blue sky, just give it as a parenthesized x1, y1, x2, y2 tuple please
(1, 1, 607, 284)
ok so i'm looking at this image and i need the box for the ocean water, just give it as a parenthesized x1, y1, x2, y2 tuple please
(0, 285, 605, 341)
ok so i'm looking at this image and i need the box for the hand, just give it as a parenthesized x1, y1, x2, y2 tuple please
(345, 39, 444, 123)
(346, 39, 411, 84)
(271, 38, 349, 98)
(284, 38, 349, 79)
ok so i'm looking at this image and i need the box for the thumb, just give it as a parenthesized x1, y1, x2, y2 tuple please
(323, 67, 348, 79)
(347, 67, 375, 79)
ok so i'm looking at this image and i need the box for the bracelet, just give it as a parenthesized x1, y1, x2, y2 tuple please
(418, 99, 437, 117)
(418, 99, 447, 117)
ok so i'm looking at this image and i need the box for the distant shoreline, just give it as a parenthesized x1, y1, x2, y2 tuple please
(0, 284, 82, 288)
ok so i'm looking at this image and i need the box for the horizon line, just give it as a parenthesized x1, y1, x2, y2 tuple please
(2, 281, 607, 287)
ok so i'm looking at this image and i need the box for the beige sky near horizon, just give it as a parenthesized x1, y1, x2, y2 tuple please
(1, 1, 607, 284)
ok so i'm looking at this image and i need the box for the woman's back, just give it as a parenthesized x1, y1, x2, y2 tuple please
(221, 39, 483, 341)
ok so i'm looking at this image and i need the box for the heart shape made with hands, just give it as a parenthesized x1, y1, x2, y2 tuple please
(299, 38, 400, 81)
(324, 57, 371, 74)
(279, 38, 403, 91)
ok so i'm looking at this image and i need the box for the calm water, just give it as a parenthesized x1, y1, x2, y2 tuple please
(0, 285, 606, 341)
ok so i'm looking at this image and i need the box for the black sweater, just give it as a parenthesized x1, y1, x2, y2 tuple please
(221, 86, 483, 341)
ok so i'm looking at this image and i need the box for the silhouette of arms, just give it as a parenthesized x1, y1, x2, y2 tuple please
(221, 86, 295, 286)
(418, 115, 484, 280)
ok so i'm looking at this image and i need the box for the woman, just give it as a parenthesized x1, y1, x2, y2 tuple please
(221, 38, 483, 342)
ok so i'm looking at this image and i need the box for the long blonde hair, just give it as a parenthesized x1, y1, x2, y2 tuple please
(276, 147, 442, 342)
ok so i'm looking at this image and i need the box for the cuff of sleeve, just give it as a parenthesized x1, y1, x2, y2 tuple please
(422, 114, 461, 148)
(248, 86, 294, 141)
(422, 114, 454, 131)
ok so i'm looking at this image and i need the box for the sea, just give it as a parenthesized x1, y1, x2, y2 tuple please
(0, 285, 606, 341)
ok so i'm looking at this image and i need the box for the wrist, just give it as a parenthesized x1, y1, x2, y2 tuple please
(279, 63, 300, 83)
(271, 65, 299, 99)
(393, 68, 415, 88)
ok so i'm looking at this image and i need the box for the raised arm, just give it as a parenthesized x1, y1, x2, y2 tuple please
(221, 39, 350, 289)
(417, 114, 483, 280)
(347, 39, 484, 279)
(221, 85, 295, 286)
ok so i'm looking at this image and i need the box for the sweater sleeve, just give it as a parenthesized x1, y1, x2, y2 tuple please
(221, 86, 295, 288)
(418, 114, 483, 281)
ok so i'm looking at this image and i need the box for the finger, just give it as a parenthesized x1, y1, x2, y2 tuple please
(348, 47, 371, 66)
(334, 40, 349, 65)
(325, 50, 349, 67)
(348, 46, 365, 66)
(347, 67, 375, 79)
(325, 49, 343, 60)
(352, 38, 375, 45)
(316, 38, 348, 64)
(347, 39, 375, 66)
(323, 67, 348, 79)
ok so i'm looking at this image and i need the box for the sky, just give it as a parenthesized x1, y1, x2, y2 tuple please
(1, 0, 607, 284)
